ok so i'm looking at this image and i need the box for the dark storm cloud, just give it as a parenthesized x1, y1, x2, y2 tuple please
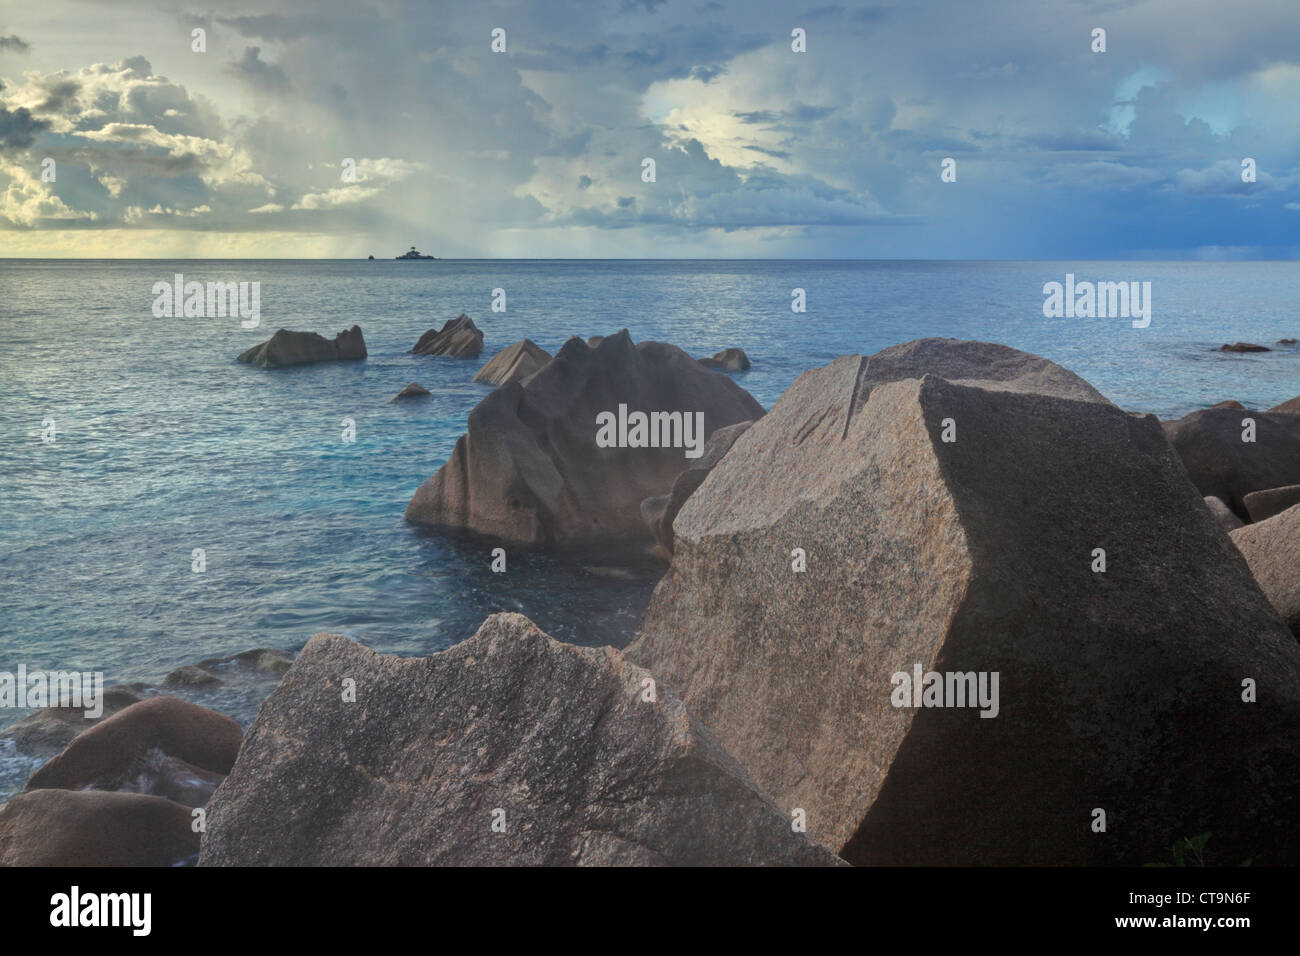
(0, 106, 49, 148)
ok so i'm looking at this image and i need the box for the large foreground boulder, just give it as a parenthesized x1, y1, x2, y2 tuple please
(641, 421, 754, 556)
(627, 344, 1300, 866)
(199, 614, 840, 866)
(26, 696, 242, 797)
(1162, 407, 1300, 518)
(405, 330, 766, 546)
(237, 325, 366, 368)
(1232, 504, 1300, 639)
(474, 339, 551, 386)
(411, 314, 483, 358)
(0, 789, 199, 866)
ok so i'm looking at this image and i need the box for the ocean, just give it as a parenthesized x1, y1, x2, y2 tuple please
(1, 258, 1297, 795)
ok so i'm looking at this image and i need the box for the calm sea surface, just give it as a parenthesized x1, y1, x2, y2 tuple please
(1, 258, 1297, 792)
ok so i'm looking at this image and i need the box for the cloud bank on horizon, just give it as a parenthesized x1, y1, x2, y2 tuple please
(1, 0, 1298, 258)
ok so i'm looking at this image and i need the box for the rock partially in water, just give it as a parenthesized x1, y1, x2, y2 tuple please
(237, 325, 366, 368)
(0, 789, 199, 866)
(26, 696, 242, 797)
(1269, 395, 1300, 415)
(389, 382, 431, 402)
(411, 314, 483, 358)
(1232, 504, 1300, 639)
(628, 342, 1300, 865)
(0, 685, 144, 760)
(474, 339, 552, 386)
(405, 330, 766, 547)
(200, 613, 842, 866)
(699, 348, 751, 371)
(162, 648, 293, 690)
(1217, 342, 1270, 353)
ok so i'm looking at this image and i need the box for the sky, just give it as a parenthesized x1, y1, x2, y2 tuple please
(1, 0, 1298, 258)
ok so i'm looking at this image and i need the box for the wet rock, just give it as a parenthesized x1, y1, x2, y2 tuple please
(1217, 342, 1270, 353)
(699, 348, 751, 371)
(0, 789, 199, 867)
(237, 326, 366, 368)
(26, 696, 242, 795)
(390, 382, 431, 402)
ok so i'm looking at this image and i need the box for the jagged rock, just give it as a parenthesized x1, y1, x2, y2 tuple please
(1204, 496, 1244, 533)
(0, 789, 199, 866)
(405, 330, 765, 546)
(1217, 342, 1270, 352)
(1232, 504, 1300, 639)
(641, 421, 754, 556)
(26, 697, 242, 796)
(1162, 407, 1300, 518)
(627, 344, 1300, 866)
(1270, 395, 1300, 415)
(410, 314, 483, 358)
(474, 340, 551, 386)
(699, 348, 751, 371)
(237, 326, 366, 368)
(1244, 484, 1300, 523)
(199, 614, 842, 866)
(389, 382, 431, 402)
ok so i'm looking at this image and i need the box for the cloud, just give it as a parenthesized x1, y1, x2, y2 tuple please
(227, 46, 290, 93)
(0, 34, 30, 53)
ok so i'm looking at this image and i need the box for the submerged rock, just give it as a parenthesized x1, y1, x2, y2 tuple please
(474, 339, 551, 386)
(699, 348, 751, 371)
(0, 789, 199, 867)
(410, 314, 483, 358)
(405, 330, 765, 546)
(237, 325, 366, 368)
(1162, 407, 1300, 519)
(26, 696, 242, 797)
(389, 382, 431, 403)
(641, 420, 754, 557)
(200, 613, 841, 866)
(1231, 504, 1300, 639)
(627, 341, 1300, 865)
(162, 648, 293, 689)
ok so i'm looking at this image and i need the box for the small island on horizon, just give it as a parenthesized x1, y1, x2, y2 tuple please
(394, 246, 437, 260)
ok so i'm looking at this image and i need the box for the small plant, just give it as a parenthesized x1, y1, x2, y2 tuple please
(1144, 832, 1254, 867)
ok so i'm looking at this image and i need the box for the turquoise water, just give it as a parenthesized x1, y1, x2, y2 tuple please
(1, 259, 1297, 748)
